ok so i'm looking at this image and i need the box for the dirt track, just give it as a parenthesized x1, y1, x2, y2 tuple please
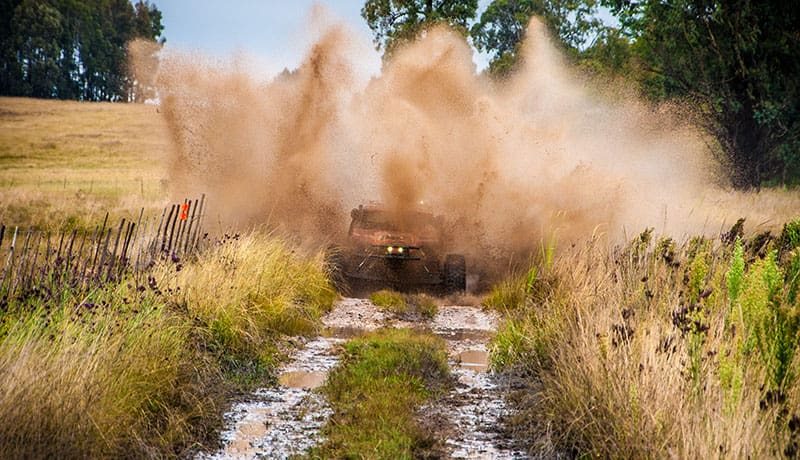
(202, 297, 527, 459)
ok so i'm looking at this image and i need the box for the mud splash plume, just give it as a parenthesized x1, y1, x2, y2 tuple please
(143, 16, 798, 272)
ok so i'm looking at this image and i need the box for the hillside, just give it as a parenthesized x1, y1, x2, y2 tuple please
(0, 97, 170, 230)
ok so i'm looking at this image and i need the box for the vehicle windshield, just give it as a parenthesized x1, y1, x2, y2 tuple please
(354, 210, 438, 233)
(357, 210, 397, 230)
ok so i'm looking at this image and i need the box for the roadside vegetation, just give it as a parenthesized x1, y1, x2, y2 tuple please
(309, 328, 451, 459)
(488, 221, 800, 457)
(369, 289, 438, 320)
(0, 231, 336, 458)
(0, 97, 341, 457)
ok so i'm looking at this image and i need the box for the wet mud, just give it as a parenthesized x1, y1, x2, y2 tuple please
(203, 298, 527, 459)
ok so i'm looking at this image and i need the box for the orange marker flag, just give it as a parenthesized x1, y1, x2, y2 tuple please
(180, 202, 189, 221)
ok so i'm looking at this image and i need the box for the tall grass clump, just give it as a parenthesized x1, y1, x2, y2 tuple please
(0, 280, 220, 459)
(490, 219, 800, 458)
(164, 232, 337, 381)
(309, 329, 451, 459)
(485, 241, 563, 370)
(0, 230, 336, 458)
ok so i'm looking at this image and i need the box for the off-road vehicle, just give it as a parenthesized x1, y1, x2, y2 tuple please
(329, 204, 466, 293)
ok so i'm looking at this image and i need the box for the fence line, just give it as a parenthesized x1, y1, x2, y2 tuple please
(0, 194, 205, 300)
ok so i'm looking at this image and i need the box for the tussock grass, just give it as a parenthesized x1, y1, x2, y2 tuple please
(0, 97, 169, 230)
(369, 289, 438, 320)
(0, 281, 215, 459)
(310, 328, 451, 459)
(165, 232, 337, 381)
(0, 230, 335, 458)
(491, 221, 800, 458)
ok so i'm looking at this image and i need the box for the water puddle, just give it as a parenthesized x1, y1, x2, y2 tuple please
(202, 336, 342, 459)
(205, 299, 526, 459)
(221, 408, 268, 458)
(430, 306, 528, 459)
(278, 370, 327, 389)
(457, 349, 489, 372)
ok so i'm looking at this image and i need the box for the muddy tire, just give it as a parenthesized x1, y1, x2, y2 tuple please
(444, 254, 466, 293)
(325, 247, 350, 294)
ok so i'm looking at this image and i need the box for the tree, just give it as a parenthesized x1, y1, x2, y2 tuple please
(605, 0, 800, 188)
(361, 0, 478, 56)
(12, 0, 64, 97)
(0, 0, 164, 101)
(470, 0, 601, 77)
(133, 0, 163, 40)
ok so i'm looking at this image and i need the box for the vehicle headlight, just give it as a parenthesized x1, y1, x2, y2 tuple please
(387, 246, 394, 253)
(398, 247, 404, 254)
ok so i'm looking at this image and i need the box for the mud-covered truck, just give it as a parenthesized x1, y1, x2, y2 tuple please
(329, 204, 466, 293)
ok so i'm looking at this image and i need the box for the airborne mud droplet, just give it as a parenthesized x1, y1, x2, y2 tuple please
(137, 13, 799, 284)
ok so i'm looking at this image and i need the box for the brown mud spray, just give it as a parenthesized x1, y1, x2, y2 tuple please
(134, 16, 799, 282)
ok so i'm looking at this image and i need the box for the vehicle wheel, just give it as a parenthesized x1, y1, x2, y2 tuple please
(444, 254, 466, 293)
(325, 247, 350, 294)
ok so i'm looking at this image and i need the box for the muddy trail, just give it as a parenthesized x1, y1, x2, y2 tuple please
(202, 297, 526, 459)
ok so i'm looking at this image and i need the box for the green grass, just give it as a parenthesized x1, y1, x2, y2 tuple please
(488, 223, 800, 458)
(0, 276, 209, 458)
(309, 328, 451, 459)
(166, 232, 338, 382)
(369, 289, 438, 320)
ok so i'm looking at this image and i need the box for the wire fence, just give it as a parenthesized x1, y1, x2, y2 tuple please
(0, 195, 205, 300)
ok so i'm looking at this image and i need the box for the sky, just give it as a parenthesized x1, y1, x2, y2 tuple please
(156, 0, 492, 78)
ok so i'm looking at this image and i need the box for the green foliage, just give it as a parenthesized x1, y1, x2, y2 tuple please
(170, 232, 337, 370)
(779, 219, 800, 256)
(604, 0, 800, 188)
(494, 225, 800, 457)
(787, 251, 800, 307)
(483, 266, 541, 311)
(726, 239, 745, 312)
(741, 251, 799, 390)
(311, 329, 451, 459)
(491, 317, 532, 369)
(470, 0, 602, 77)
(361, 0, 478, 56)
(0, 0, 164, 101)
(370, 289, 407, 311)
(724, 242, 800, 394)
(687, 248, 709, 303)
(484, 274, 528, 311)
(0, 278, 210, 458)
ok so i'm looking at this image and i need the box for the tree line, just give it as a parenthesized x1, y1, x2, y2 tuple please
(0, 0, 163, 102)
(362, 0, 800, 188)
(0, 0, 795, 187)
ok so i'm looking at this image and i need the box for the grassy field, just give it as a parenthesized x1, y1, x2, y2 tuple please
(0, 97, 169, 230)
(0, 97, 337, 457)
(487, 223, 800, 458)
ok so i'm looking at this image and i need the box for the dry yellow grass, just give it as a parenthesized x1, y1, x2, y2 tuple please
(491, 226, 800, 458)
(0, 97, 170, 230)
(0, 98, 338, 457)
(0, 230, 337, 458)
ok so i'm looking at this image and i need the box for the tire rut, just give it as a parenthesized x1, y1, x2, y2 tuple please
(202, 298, 527, 459)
